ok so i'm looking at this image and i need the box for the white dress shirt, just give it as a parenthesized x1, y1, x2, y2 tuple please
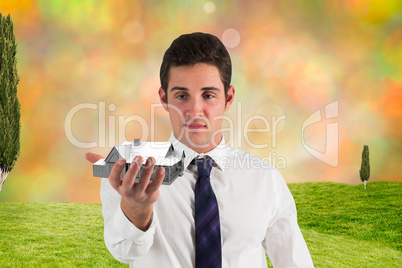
(101, 133, 314, 267)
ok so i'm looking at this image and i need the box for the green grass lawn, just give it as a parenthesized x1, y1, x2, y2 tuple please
(287, 181, 401, 268)
(0, 181, 400, 267)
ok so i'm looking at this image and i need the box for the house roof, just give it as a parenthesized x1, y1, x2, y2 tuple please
(106, 141, 184, 166)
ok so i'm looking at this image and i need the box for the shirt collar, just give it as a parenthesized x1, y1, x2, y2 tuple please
(167, 132, 228, 172)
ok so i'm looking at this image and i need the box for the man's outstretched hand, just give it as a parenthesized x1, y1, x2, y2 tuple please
(85, 152, 165, 231)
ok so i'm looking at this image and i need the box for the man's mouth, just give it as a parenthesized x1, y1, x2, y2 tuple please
(184, 123, 206, 130)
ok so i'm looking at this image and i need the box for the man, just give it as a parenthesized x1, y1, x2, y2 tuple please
(86, 32, 314, 267)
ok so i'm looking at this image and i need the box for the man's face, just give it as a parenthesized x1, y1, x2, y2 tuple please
(158, 63, 234, 153)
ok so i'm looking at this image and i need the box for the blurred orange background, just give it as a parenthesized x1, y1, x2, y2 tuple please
(0, 0, 401, 202)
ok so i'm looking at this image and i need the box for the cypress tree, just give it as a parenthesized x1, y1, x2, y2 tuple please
(0, 13, 21, 191)
(359, 145, 370, 190)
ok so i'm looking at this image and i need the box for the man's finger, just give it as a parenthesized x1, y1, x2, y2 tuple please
(85, 153, 104, 164)
(108, 158, 126, 192)
(122, 156, 143, 189)
(136, 157, 155, 192)
(147, 167, 165, 193)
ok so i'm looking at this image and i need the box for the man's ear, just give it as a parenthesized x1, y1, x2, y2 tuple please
(224, 85, 235, 111)
(158, 87, 168, 111)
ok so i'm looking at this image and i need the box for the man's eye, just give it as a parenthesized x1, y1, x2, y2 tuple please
(204, 94, 214, 99)
(177, 94, 186, 100)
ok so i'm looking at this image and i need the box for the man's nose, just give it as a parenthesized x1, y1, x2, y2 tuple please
(186, 98, 204, 117)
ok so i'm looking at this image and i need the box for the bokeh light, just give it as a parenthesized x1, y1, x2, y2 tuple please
(0, 0, 401, 202)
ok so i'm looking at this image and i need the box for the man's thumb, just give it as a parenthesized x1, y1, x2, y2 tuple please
(85, 153, 104, 164)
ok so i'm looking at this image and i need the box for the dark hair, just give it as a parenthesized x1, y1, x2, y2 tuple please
(160, 32, 232, 101)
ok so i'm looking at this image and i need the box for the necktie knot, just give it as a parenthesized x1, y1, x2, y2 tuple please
(194, 157, 213, 177)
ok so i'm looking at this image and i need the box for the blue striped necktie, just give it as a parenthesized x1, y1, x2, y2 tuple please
(194, 156, 222, 268)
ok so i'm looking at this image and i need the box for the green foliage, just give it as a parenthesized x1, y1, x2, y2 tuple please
(359, 145, 370, 182)
(0, 182, 401, 267)
(0, 12, 21, 174)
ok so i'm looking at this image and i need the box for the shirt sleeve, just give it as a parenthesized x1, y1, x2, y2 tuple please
(100, 178, 156, 263)
(262, 168, 314, 267)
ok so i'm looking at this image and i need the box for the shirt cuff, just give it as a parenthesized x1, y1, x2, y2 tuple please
(113, 202, 156, 243)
